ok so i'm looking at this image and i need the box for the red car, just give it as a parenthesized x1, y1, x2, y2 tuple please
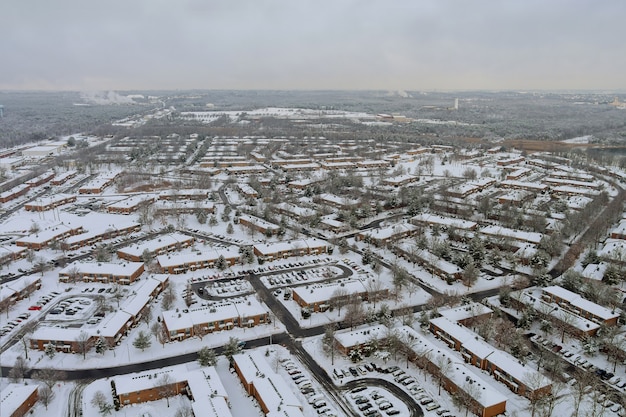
(28, 305, 42, 311)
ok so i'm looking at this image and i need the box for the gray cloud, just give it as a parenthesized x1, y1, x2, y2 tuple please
(2, 0, 625, 91)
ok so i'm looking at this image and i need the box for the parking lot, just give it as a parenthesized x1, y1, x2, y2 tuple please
(44, 296, 99, 324)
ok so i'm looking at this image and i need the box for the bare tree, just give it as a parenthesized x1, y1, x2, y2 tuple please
(174, 405, 194, 417)
(140, 304, 152, 327)
(8, 356, 29, 382)
(329, 287, 349, 316)
(156, 373, 177, 407)
(91, 390, 114, 416)
(75, 330, 92, 359)
(524, 371, 550, 417)
(192, 323, 209, 340)
(434, 355, 453, 396)
(38, 385, 54, 410)
(366, 277, 384, 309)
(452, 381, 481, 417)
(554, 309, 577, 343)
(344, 297, 365, 330)
(151, 322, 168, 347)
(322, 323, 338, 365)
(161, 285, 176, 310)
(32, 367, 66, 389)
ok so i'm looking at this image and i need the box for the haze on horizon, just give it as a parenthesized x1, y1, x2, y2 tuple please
(2, 0, 625, 92)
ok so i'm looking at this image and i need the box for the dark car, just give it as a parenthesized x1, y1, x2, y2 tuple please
(349, 367, 359, 377)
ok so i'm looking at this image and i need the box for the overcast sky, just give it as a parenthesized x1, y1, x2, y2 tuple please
(2, 0, 625, 92)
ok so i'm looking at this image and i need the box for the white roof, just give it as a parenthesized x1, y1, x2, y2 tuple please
(118, 233, 194, 258)
(239, 214, 281, 231)
(500, 180, 548, 191)
(114, 367, 185, 396)
(438, 302, 493, 322)
(233, 350, 303, 415)
(319, 193, 359, 206)
(0, 275, 40, 303)
(293, 279, 367, 305)
(59, 261, 144, 277)
(480, 225, 543, 244)
(26, 193, 74, 207)
(253, 238, 326, 256)
(334, 324, 389, 348)
(275, 202, 316, 218)
(107, 194, 154, 210)
(0, 384, 38, 415)
(157, 246, 239, 268)
(516, 288, 601, 333)
(188, 367, 232, 417)
(360, 223, 417, 240)
(16, 223, 80, 245)
(430, 317, 551, 390)
(162, 296, 266, 332)
(396, 326, 508, 409)
(581, 263, 608, 281)
(543, 286, 619, 321)
(411, 213, 477, 230)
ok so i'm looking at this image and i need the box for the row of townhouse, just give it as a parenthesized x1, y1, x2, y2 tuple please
(238, 214, 281, 236)
(106, 195, 155, 214)
(24, 194, 76, 212)
(429, 316, 552, 399)
(0, 276, 41, 311)
(50, 170, 77, 185)
(252, 238, 328, 261)
(60, 221, 141, 251)
(611, 218, 626, 240)
(59, 261, 145, 285)
(273, 202, 317, 221)
(225, 165, 267, 176)
(112, 366, 232, 417)
(0, 245, 28, 266)
(316, 193, 360, 210)
(78, 171, 121, 194)
(153, 199, 216, 215)
(355, 223, 418, 247)
(156, 246, 239, 274)
(117, 233, 195, 262)
(30, 275, 168, 352)
(0, 183, 30, 203)
(540, 285, 620, 326)
(161, 296, 268, 341)
(291, 279, 388, 313)
(0, 384, 39, 417)
(238, 183, 258, 198)
(446, 178, 497, 199)
(157, 188, 209, 201)
(232, 350, 304, 417)
(512, 288, 602, 338)
(394, 242, 462, 282)
(382, 174, 419, 187)
(333, 324, 508, 417)
(16, 223, 84, 250)
(25, 170, 55, 187)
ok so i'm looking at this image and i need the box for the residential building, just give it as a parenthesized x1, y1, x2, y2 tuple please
(0, 384, 39, 417)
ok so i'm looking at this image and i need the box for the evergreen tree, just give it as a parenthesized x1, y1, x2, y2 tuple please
(197, 346, 217, 367)
(44, 342, 56, 359)
(133, 331, 151, 352)
(95, 336, 107, 355)
(216, 255, 228, 270)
